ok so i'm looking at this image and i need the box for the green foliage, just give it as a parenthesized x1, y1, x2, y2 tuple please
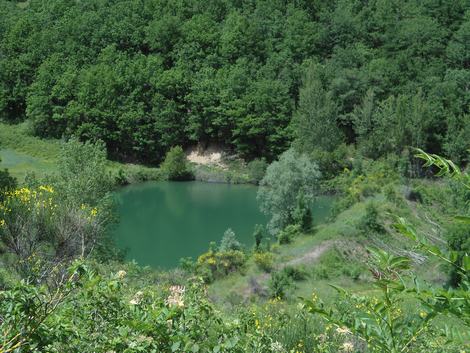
(329, 157, 400, 217)
(307, 241, 470, 352)
(252, 224, 264, 250)
(247, 158, 267, 185)
(219, 228, 242, 252)
(253, 252, 274, 273)
(304, 153, 470, 352)
(52, 138, 111, 206)
(357, 202, 383, 235)
(310, 249, 363, 281)
(0, 165, 16, 200)
(1, 0, 467, 164)
(292, 195, 313, 233)
(293, 64, 344, 153)
(282, 265, 308, 282)
(0, 262, 277, 353)
(113, 165, 162, 185)
(161, 146, 193, 181)
(277, 224, 301, 245)
(268, 271, 292, 299)
(197, 249, 246, 283)
(258, 149, 321, 234)
(446, 224, 470, 287)
(310, 144, 352, 180)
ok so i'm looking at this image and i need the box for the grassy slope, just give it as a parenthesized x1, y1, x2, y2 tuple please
(209, 187, 449, 309)
(0, 122, 160, 182)
(208, 203, 371, 306)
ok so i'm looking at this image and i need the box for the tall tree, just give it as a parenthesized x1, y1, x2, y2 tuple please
(293, 65, 344, 154)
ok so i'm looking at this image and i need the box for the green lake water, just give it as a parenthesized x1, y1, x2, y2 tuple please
(113, 181, 334, 269)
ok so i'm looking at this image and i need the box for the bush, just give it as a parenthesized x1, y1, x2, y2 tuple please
(446, 224, 470, 287)
(197, 248, 246, 282)
(0, 167, 16, 201)
(247, 158, 268, 184)
(253, 224, 264, 250)
(384, 183, 398, 203)
(278, 224, 301, 245)
(404, 186, 423, 203)
(161, 146, 194, 181)
(114, 166, 161, 185)
(357, 202, 383, 235)
(282, 265, 308, 281)
(292, 195, 312, 232)
(268, 271, 292, 299)
(179, 257, 195, 272)
(0, 262, 274, 353)
(219, 228, 243, 252)
(253, 252, 275, 273)
(310, 144, 352, 180)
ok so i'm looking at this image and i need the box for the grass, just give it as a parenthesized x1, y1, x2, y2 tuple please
(0, 122, 161, 183)
(0, 123, 60, 180)
(208, 183, 452, 313)
(208, 201, 372, 306)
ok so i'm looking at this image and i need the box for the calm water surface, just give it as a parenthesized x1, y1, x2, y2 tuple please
(113, 181, 333, 269)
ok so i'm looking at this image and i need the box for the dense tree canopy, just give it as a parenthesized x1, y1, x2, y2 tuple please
(1, 0, 469, 165)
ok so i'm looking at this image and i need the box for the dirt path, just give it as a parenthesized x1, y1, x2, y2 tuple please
(281, 240, 334, 268)
(242, 240, 334, 299)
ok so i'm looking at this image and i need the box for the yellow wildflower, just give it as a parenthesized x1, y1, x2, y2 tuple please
(39, 185, 54, 193)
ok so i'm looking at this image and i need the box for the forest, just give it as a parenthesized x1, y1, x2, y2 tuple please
(1, 0, 469, 164)
(0, 0, 470, 352)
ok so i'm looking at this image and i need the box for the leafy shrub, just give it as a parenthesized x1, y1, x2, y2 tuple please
(197, 249, 246, 282)
(277, 224, 301, 245)
(328, 158, 400, 215)
(0, 166, 16, 201)
(253, 252, 275, 273)
(446, 224, 470, 287)
(161, 146, 194, 181)
(357, 202, 383, 235)
(310, 144, 352, 180)
(292, 195, 313, 232)
(247, 158, 268, 184)
(114, 166, 161, 185)
(0, 185, 108, 278)
(383, 183, 399, 203)
(219, 228, 243, 252)
(403, 186, 423, 203)
(282, 265, 308, 281)
(253, 224, 264, 250)
(268, 271, 292, 299)
(0, 262, 275, 353)
(179, 257, 195, 272)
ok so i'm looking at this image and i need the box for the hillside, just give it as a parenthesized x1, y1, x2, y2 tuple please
(1, 0, 469, 352)
(1, 0, 469, 165)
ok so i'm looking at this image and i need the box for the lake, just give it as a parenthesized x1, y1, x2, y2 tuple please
(113, 181, 334, 269)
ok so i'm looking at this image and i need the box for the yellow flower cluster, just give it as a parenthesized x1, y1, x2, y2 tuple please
(0, 186, 58, 224)
(38, 185, 54, 193)
(80, 204, 99, 219)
